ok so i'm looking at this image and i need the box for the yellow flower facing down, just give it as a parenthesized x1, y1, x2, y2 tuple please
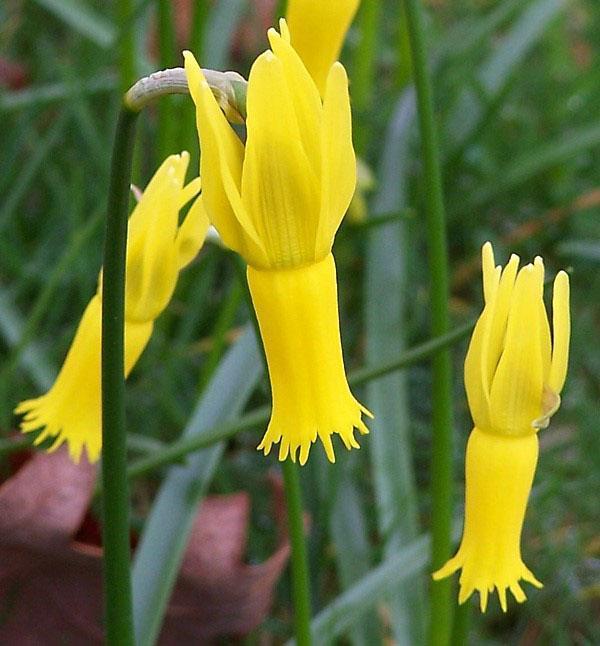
(184, 20, 371, 465)
(16, 153, 209, 463)
(286, 0, 360, 95)
(433, 242, 570, 612)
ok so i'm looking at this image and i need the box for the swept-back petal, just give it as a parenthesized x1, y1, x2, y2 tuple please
(489, 265, 544, 433)
(268, 25, 322, 178)
(242, 51, 320, 267)
(124, 153, 195, 322)
(548, 271, 570, 393)
(176, 195, 210, 269)
(482, 253, 519, 393)
(481, 241, 496, 304)
(534, 257, 552, 379)
(315, 62, 356, 259)
(286, 0, 359, 95)
(184, 52, 266, 266)
(478, 264, 501, 406)
(465, 309, 493, 430)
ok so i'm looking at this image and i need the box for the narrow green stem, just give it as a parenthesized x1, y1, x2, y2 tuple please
(282, 459, 312, 646)
(400, 1, 454, 644)
(101, 106, 138, 646)
(450, 598, 471, 646)
(190, 0, 210, 58)
(352, 0, 381, 155)
(116, 0, 136, 94)
(233, 256, 312, 646)
(157, 0, 178, 162)
(275, 0, 289, 18)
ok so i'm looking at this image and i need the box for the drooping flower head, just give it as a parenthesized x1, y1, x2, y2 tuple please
(433, 242, 570, 612)
(16, 153, 208, 462)
(286, 0, 360, 95)
(184, 20, 371, 464)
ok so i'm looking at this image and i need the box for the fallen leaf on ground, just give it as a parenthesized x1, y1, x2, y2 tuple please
(0, 447, 290, 644)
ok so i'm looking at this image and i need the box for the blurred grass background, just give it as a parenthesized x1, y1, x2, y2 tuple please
(1, 0, 599, 643)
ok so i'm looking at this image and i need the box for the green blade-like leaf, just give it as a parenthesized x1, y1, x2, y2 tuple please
(131, 328, 263, 646)
(364, 87, 425, 643)
(446, 0, 567, 150)
(286, 534, 430, 646)
(203, 0, 248, 70)
(329, 472, 381, 646)
(0, 74, 116, 112)
(468, 121, 600, 208)
(32, 0, 116, 47)
(0, 290, 54, 391)
(0, 112, 70, 232)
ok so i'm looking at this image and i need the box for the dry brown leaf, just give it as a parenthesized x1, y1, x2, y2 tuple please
(0, 447, 290, 644)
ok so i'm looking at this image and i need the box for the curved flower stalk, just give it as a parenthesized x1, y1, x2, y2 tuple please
(433, 242, 570, 612)
(184, 20, 371, 465)
(286, 0, 360, 95)
(16, 153, 209, 463)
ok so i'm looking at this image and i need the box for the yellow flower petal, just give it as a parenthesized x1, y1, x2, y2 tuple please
(176, 195, 210, 269)
(548, 270, 570, 394)
(16, 152, 208, 462)
(482, 253, 519, 396)
(183, 51, 267, 266)
(242, 50, 320, 267)
(267, 24, 322, 178)
(16, 297, 153, 463)
(432, 428, 541, 612)
(464, 308, 494, 430)
(316, 62, 356, 259)
(481, 241, 496, 304)
(286, 0, 359, 95)
(247, 254, 370, 464)
(489, 264, 544, 433)
(534, 256, 552, 380)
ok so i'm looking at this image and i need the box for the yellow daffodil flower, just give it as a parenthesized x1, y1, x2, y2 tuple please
(16, 153, 208, 463)
(433, 242, 570, 612)
(184, 20, 371, 465)
(286, 0, 360, 96)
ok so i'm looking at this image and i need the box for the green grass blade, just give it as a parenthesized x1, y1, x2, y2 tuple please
(478, 0, 566, 94)
(0, 112, 70, 232)
(330, 473, 381, 645)
(0, 210, 102, 420)
(468, 120, 600, 208)
(286, 520, 461, 646)
(287, 534, 431, 646)
(32, 0, 116, 47)
(365, 88, 425, 644)
(436, 0, 522, 62)
(202, 0, 247, 70)
(446, 0, 567, 153)
(0, 74, 116, 112)
(203, 0, 248, 70)
(0, 290, 54, 391)
(131, 328, 263, 646)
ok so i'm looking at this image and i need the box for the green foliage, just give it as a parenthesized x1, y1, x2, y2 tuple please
(1, 0, 598, 643)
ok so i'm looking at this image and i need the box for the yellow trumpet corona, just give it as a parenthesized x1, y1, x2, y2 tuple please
(16, 153, 209, 462)
(286, 0, 360, 95)
(433, 242, 570, 612)
(184, 20, 371, 465)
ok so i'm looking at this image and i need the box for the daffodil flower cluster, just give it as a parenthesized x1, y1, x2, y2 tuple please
(433, 242, 570, 612)
(16, 153, 208, 462)
(184, 19, 371, 464)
